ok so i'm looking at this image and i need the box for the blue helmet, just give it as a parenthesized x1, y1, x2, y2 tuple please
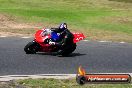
(59, 23, 67, 31)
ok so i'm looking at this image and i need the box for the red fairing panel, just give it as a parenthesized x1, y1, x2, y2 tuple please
(34, 30, 44, 43)
(34, 29, 53, 52)
(34, 29, 51, 43)
(73, 33, 85, 43)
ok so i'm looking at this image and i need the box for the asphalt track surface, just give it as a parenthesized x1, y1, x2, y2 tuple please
(0, 37, 132, 76)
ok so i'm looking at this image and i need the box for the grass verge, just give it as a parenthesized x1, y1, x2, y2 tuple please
(0, 78, 132, 88)
(0, 0, 132, 42)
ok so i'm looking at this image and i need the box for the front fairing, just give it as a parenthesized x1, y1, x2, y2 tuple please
(34, 29, 59, 52)
(34, 29, 51, 43)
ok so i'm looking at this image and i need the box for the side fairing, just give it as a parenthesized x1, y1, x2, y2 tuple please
(73, 33, 85, 43)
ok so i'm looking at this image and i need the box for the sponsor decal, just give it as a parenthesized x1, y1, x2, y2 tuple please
(76, 66, 131, 85)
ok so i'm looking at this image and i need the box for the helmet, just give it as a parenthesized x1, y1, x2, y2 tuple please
(59, 23, 67, 31)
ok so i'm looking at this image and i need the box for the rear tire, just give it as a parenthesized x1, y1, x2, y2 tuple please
(61, 43, 77, 56)
(24, 41, 39, 54)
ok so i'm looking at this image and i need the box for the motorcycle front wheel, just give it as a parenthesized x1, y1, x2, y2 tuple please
(24, 41, 39, 54)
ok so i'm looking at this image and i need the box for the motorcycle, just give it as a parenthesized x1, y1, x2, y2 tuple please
(24, 28, 85, 56)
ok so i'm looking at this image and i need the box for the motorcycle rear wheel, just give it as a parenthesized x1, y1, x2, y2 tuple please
(61, 43, 77, 56)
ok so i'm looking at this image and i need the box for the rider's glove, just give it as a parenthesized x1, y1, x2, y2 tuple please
(49, 41, 56, 45)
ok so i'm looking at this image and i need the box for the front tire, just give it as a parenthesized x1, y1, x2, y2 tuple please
(24, 41, 39, 54)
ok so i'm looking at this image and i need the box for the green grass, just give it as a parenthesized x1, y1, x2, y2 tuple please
(109, 0, 132, 3)
(1, 78, 131, 88)
(0, 0, 132, 42)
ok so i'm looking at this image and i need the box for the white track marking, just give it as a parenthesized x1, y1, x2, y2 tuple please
(83, 40, 89, 42)
(99, 41, 112, 43)
(0, 74, 76, 81)
(82, 40, 128, 44)
(0, 36, 7, 37)
(21, 37, 31, 39)
(120, 42, 126, 44)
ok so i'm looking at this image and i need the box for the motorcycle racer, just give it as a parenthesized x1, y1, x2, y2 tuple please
(24, 23, 85, 56)
(49, 23, 74, 55)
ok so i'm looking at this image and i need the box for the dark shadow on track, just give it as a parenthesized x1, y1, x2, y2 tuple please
(67, 53, 86, 57)
(37, 52, 52, 55)
(37, 52, 86, 57)
(58, 53, 87, 57)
